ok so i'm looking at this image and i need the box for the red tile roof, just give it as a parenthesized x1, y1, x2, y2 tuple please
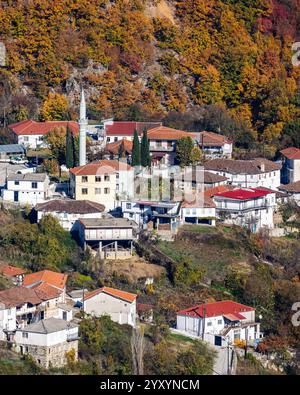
(0, 264, 26, 278)
(181, 196, 216, 208)
(147, 126, 196, 141)
(199, 131, 232, 146)
(9, 120, 79, 136)
(23, 270, 68, 291)
(214, 187, 272, 200)
(177, 300, 254, 318)
(105, 121, 161, 136)
(0, 286, 58, 308)
(105, 139, 133, 155)
(70, 160, 132, 176)
(84, 286, 137, 303)
(280, 147, 300, 160)
(36, 199, 105, 214)
(204, 185, 234, 198)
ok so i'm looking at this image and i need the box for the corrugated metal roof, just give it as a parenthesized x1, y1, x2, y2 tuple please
(0, 144, 25, 153)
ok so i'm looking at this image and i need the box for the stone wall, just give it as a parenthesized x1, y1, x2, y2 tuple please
(15, 340, 78, 369)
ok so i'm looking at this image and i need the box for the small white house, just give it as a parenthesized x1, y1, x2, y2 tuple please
(2, 173, 51, 205)
(35, 199, 105, 232)
(278, 181, 300, 204)
(83, 287, 137, 327)
(204, 158, 281, 190)
(177, 300, 261, 345)
(14, 318, 79, 369)
(180, 196, 216, 226)
(213, 187, 276, 232)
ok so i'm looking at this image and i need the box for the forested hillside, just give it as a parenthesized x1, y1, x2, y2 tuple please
(0, 0, 300, 155)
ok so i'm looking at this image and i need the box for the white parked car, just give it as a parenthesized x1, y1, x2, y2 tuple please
(10, 156, 28, 165)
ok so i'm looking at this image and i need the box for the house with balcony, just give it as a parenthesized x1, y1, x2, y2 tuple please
(0, 285, 63, 342)
(280, 147, 300, 184)
(69, 160, 134, 210)
(180, 196, 216, 226)
(196, 131, 233, 158)
(2, 173, 51, 205)
(82, 286, 137, 327)
(176, 300, 261, 346)
(204, 158, 281, 190)
(121, 200, 181, 233)
(213, 187, 276, 232)
(14, 317, 79, 369)
(147, 126, 197, 166)
(78, 217, 138, 259)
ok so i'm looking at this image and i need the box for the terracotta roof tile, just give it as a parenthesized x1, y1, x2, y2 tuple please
(204, 158, 281, 174)
(280, 147, 300, 160)
(105, 122, 161, 136)
(70, 160, 132, 176)
(198, 131, 232, 146)
(84, 286, 137, 303)
(279, 181, 300, 193)
(0, 286, 57, 308)
(147, 126, 196, 141)
(9, 120, 79, 136)
(0, 264, 26, 278)
(177, 300, 254, 318)
(23, 270, 68, 291)
(105, 139, 133, 155)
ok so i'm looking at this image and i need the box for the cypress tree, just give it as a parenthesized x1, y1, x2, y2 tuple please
(132, 129, 141, 166)
(65, 125, 75, 169)
(141, 129, 151, 167)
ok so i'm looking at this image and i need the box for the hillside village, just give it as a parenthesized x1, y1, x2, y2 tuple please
(0, 89, 299, 375)
(0, 0, 300, 378)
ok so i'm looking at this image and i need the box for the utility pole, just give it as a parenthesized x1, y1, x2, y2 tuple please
(202, 305, 206, 341)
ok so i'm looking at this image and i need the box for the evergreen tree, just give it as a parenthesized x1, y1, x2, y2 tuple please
(65, 125, 75, 169)
(176, 136, 194, 167)
(132, 129, 141, 166)
(141, 129, 151, 167)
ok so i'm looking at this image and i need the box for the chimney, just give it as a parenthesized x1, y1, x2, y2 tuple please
(260, 161, 265, 173)
(79, 88, 87, 166)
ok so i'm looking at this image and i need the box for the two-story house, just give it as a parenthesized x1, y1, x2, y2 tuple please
(204, 158, 281, 190)
(82, 286, 137, 327)
(8, 120, 79, 149)
(147, 126, 197, 166)
(180, 196, 216, 226)
(196, 131, 233, 158)
(69, 160, 134, 210)
(177, 300, 261, 345)
(35, 199, 105, 232)
(14, 317, 79, 369)
(103, 121, 161, 144)
(213, 187, 276, 232)
(280, 147, 300, 184)
(121, 200, 182, 232)
(2, 173, 51, 205)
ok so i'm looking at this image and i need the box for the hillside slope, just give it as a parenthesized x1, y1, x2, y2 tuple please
(0, 0, 300, 152)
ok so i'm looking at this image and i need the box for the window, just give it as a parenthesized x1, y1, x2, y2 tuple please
(81, 188, 88, 195)
(104, 188, 110, 194)
(217, 319, 222, 325)
(126, 203, 131, 209)
(107, 137, 111, 142)
(24, 136, 29, 142)
(104, 173, 110, 181)
(129, 213, 133, 218)
(207, 322, 212, 326)
(167, 141, 172, 148)
(38, 136, 43, 141)
(14, 181, 19, 186)
(22, 332, 28, 339)
(63, 311, 67, 321)
(95, 176, 101, 182)
(95, 188, 101, 194)
(31, 182, 38, 189)
(81, 176, 88, 183)
(156, 140, 162, 148)
(114, 137, 118, 142)
(7, 309, 12, 316)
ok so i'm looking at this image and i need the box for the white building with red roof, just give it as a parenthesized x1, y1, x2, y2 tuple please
(177, 300, 261, 345)
(103, 120, 161, 144)
(197, 131, 233, 158)
(8, 120, 79, 149)
(82, 286, 137, 327)
(280, 147, 300, 184)
(213, 187, 276, 232)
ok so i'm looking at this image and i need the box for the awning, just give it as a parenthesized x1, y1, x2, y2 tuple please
(223, 312, 245, 321)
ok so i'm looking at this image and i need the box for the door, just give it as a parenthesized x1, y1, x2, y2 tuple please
(14, 191, 19, 202)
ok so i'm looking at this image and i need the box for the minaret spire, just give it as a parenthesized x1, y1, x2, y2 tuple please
(79, 87, 87, 166)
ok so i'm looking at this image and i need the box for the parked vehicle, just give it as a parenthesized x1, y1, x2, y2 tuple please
(10, 156, 28, 165)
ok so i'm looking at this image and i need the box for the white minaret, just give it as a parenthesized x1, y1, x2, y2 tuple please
(79, 88, 87, 166)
